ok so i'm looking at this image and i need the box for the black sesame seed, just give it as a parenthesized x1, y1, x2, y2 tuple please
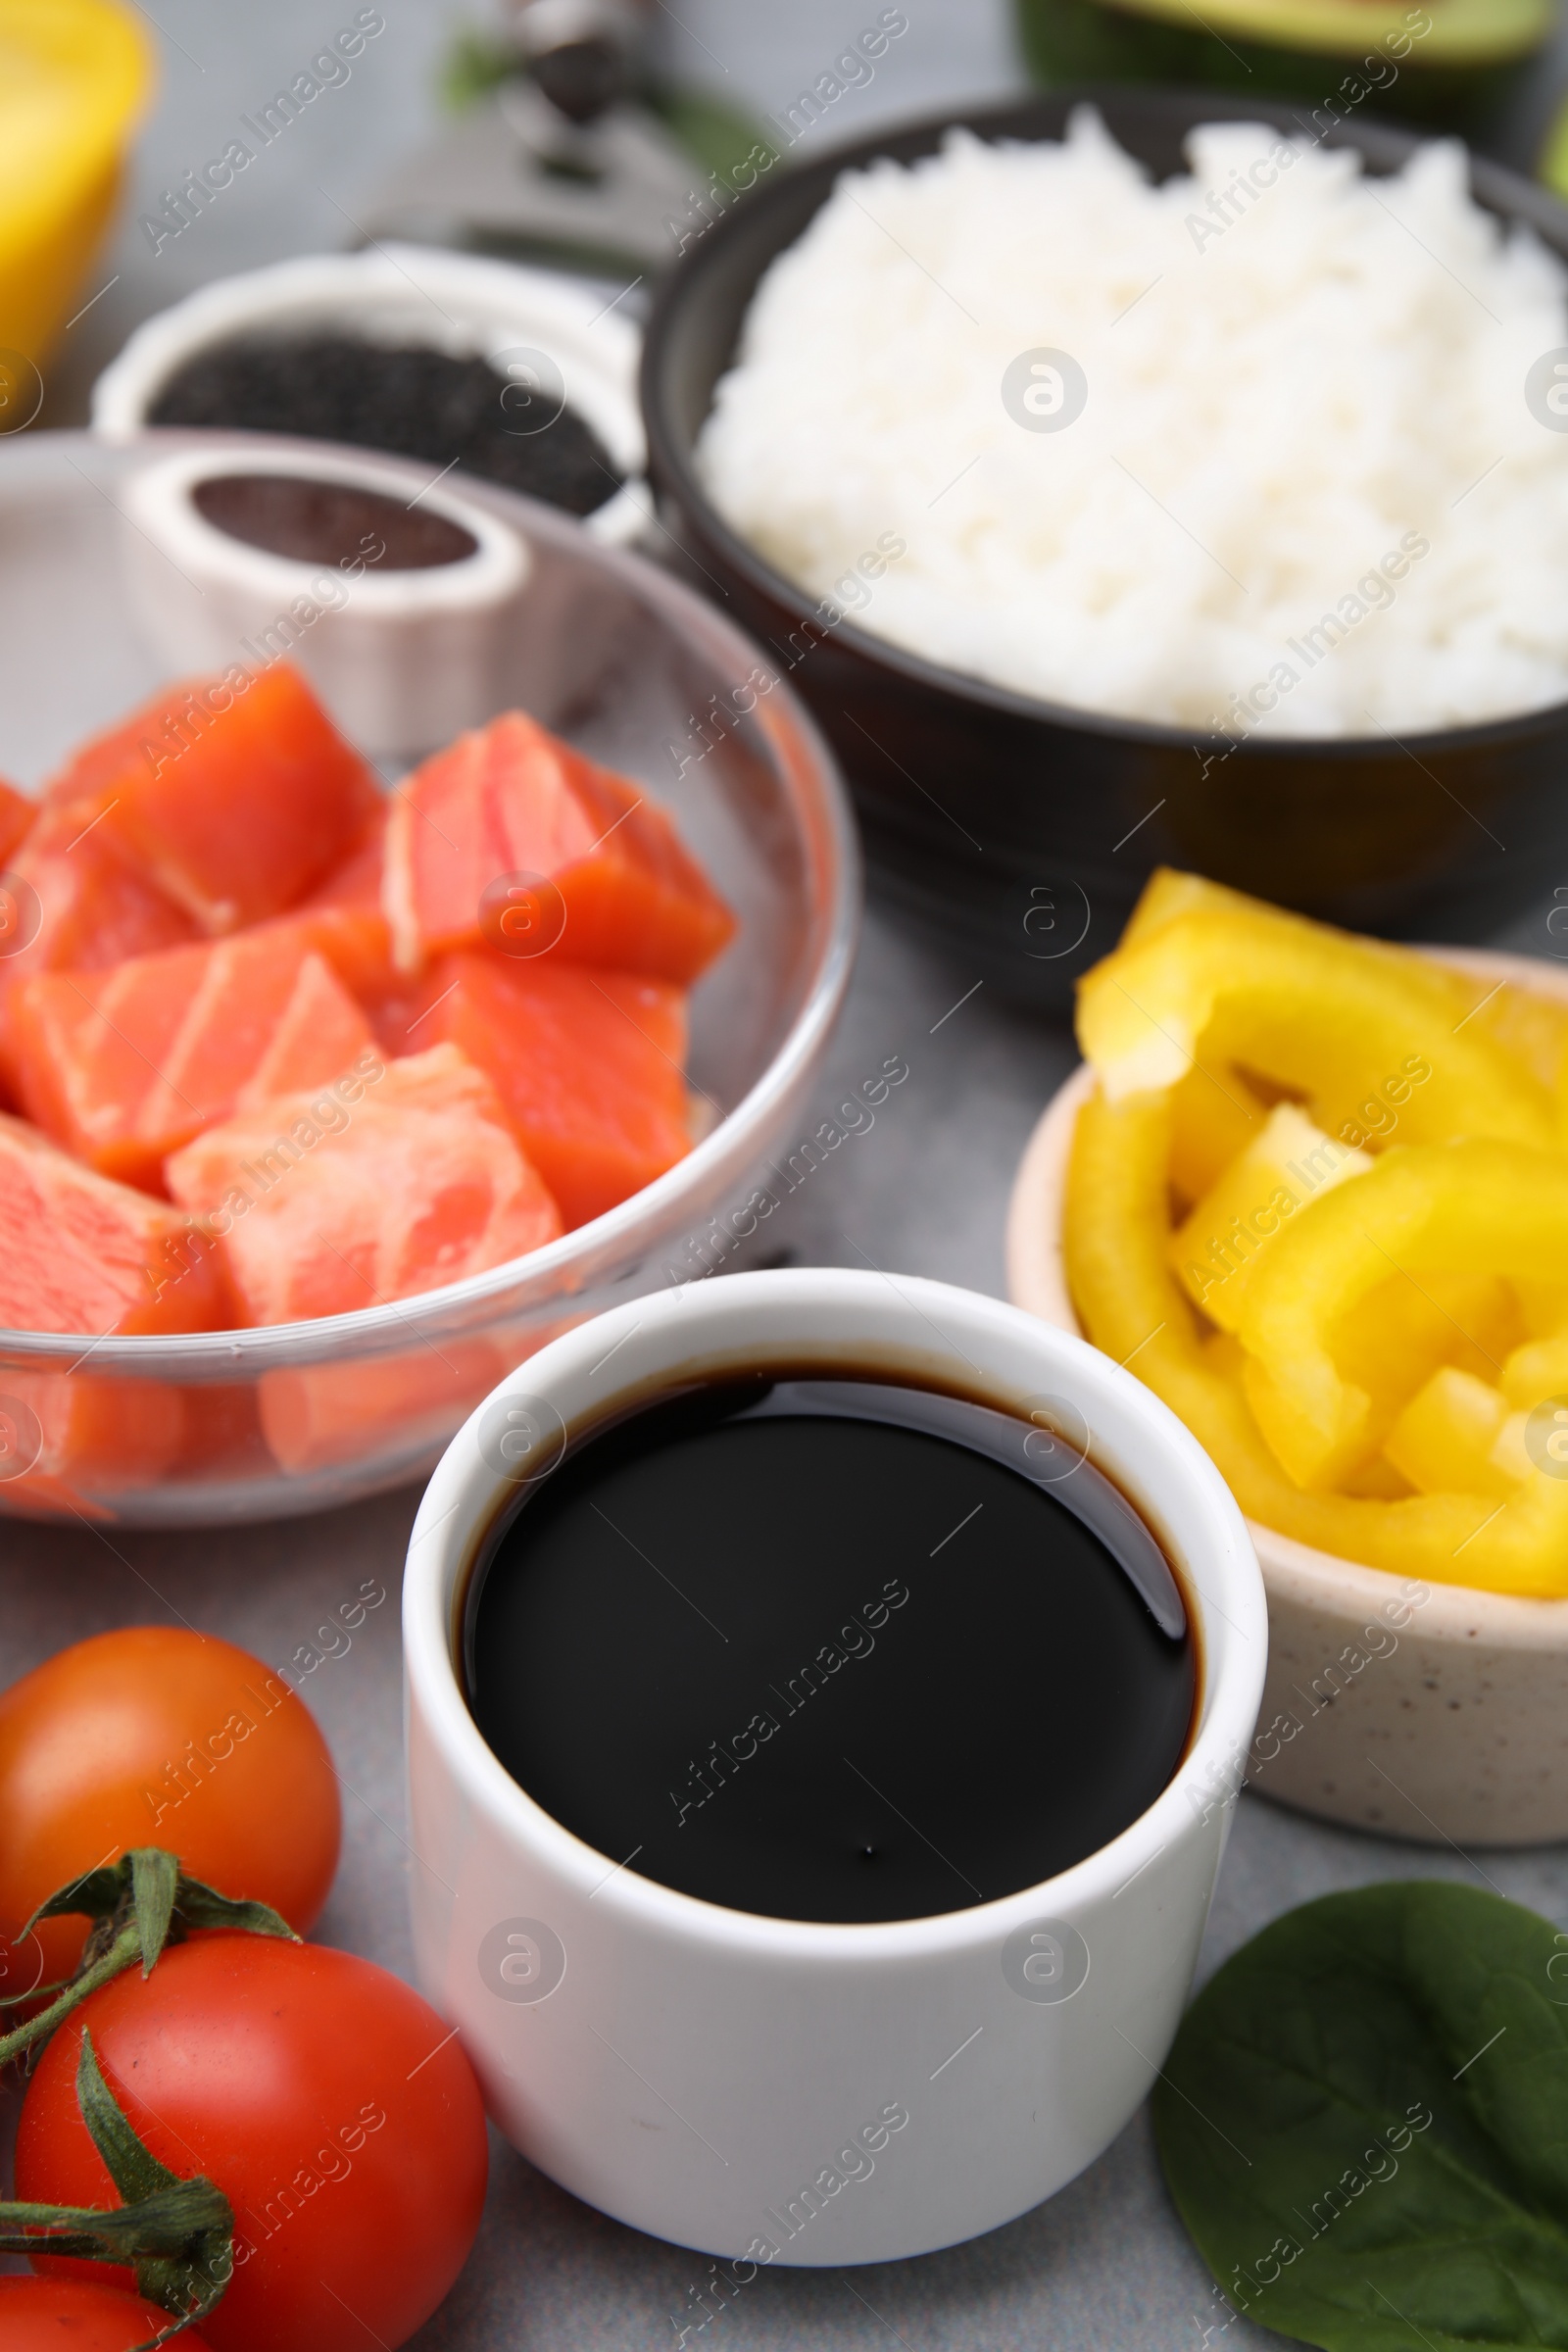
(148, 333, 623, 518)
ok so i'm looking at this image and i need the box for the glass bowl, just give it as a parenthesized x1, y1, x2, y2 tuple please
(0, 429, 859, 1526)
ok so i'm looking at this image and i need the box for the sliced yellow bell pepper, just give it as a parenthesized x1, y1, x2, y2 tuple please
(1384, 1367, 1516, 1502)
(1167, 1059, 1267, 1204)
(1063, 1091, 1568, 1593)
(1118, 868, 1568, 1105)
(1119, 865, 1265, 951)
(1341, 1452, 1415, 1501)
(1493, 1402, 1568, 1485)
(1514, 1278, 1568, 1339)
(1467, 978, 1568, 1096)
(1077, 906, 1555, 1150)
(1238, 1141, 1568, 1490)
(1170, 1102, 1371, 1331)
(1333, 1270, 1520, 1448)
(1502, 1330, 1568, 1410)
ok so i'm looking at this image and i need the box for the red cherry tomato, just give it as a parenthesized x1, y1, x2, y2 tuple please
(0, 1627, 341, 1996)
(17, 1936, 488, 2352)
(0, 2276, 211, 2348)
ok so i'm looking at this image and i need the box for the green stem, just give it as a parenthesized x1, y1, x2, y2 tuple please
(0, 1848, 295, 2072)
(0, 1925, 142, 2069)
(0, 2033, 234, 2349)
(0, 1974, 75, 2007)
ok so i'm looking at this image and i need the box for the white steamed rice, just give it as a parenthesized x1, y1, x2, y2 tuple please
(696, 110, 1568, 736)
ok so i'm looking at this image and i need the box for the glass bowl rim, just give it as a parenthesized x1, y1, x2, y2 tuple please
(0, 429, 861, 1378)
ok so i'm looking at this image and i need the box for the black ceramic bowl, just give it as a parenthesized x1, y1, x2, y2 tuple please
(641, 87, 1568, 1008)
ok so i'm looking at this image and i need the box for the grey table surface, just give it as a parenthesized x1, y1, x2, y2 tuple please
(10, 4, 1568, 2346)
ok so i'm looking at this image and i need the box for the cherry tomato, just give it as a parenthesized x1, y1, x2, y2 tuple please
(17, 1934, 489, 2352)
(0, 2276, 211, 2348)
(0, 1628, 340, 1996)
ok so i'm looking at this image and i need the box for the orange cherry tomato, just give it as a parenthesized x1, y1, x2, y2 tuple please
(0, 2277, 211, 2349)
(0, 1626, 340, 1997)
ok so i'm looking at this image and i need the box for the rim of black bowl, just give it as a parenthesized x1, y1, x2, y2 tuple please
(641, 82, 1568, 766)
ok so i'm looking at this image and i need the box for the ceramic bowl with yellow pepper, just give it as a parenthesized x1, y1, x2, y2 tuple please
(1008, 871, 1568, 1847)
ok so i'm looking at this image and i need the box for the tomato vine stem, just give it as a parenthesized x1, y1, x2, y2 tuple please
(0, 1845, 295, 2070)
(0, 2029, 235, 2348)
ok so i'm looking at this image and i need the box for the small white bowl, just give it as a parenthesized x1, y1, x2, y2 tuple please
(405, 1267, 1266, 2260)
(91, 245, 649, 548)
(1006, 947, 1568, 1850)
(118, 442, 530, 758)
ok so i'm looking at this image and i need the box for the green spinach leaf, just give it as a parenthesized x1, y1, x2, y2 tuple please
(1153, 1883, 1568, 2352)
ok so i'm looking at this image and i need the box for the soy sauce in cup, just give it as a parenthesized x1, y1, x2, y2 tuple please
(465, 1372, 1196, 1926)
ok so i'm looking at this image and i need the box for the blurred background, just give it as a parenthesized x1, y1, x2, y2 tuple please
(15, 0, 1568, 431)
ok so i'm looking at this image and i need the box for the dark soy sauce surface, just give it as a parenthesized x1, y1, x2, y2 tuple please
(466, 1377, 1197, 1925)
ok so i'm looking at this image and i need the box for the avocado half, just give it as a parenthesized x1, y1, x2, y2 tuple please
(1016, 0, 1557, 131)
(1094, 0, 1547, 62)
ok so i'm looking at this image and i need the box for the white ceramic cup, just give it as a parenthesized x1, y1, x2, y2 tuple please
(403, 1268, 1266, 2264)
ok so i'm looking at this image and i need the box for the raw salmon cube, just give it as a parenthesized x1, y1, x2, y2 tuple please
(0, 1111, 229, 1338)
(288, 814, 398, 999)
(0, 799, 198, 1082)
(164, 1043, 564, 1325)
(410, 953, 692, 1227)
(380, 710, 736, 982)
(0, 778, 34, 870)
(259, 1338, 511, 1477)
(41, 664, 382, 933)
(3, 797, 195, 972)
(0, 799, 197, 1098)
(258, 1313, 589, 1476)
(173, 1383, 270, 1480)
(0, 1372, 187, 1506)
(10, 933, 375, 1192)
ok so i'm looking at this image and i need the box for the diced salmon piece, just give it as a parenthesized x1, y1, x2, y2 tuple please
(258, 1313, 590, 1476)
(259, 1338, 512, 1477)
(173, 1384, 270, 1480)
(0, 1372, 187, 1508)
(41, 664, 382, 933)
(411, 953, 692, 1227)
(0, 1111, 229, 1338)
(10, 933, 375, 1193)
(0, 778, 34, 869)
(0, 799, 198, 1072)
(164, 1043, 564, 1325)
(288, 814, 398, 999)
(4, 798, 196, 971)
(0, 802, 198, 1099)
(380, 710, 736, 982)
(0, 1377, 271, 1508)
